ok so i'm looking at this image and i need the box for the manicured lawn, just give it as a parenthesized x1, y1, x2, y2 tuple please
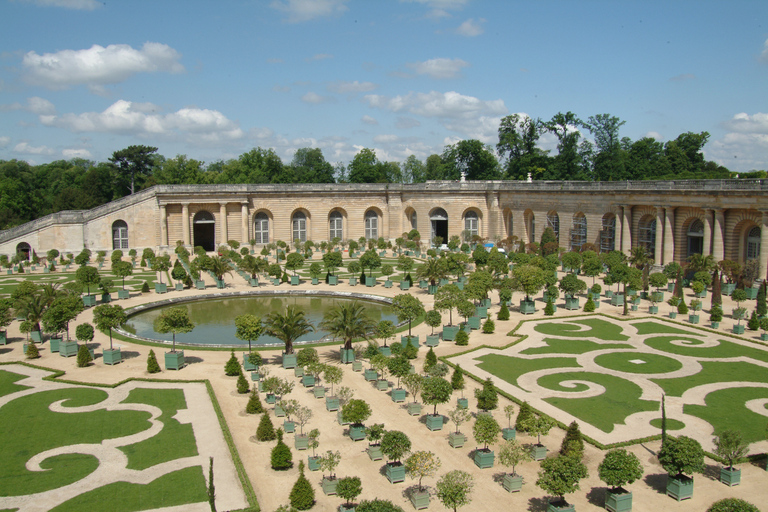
(533, 318, 629, 341)
(520, 337, 632, 356)
(684, 386, 768, 443)
(539, 371, 659, 433)
(633, 321, 702, 336)
(652, 361, 768, 397)
(0, 369, 30, 397)
(650, 417, 685, 430)
(594, 351, 684, 374)
(644, 335, 768, 363)
(0, 270, 157, 298)
(477, 354, 580, 388)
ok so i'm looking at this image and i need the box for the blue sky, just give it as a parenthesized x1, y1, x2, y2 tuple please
(1, 0, 766, 173)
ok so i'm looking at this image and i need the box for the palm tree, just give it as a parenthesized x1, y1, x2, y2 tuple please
(207, 255, 233, 282)
(264, 305, 314, 355)
(17, 292, 47, 332)
(320, 301, 376, 351)
(629, 246, 654, 291)
(417, 257, 448, 286)
(687, 253, 716, 274)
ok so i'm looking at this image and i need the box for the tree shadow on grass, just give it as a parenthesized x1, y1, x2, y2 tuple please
(644, 472, 667, 494)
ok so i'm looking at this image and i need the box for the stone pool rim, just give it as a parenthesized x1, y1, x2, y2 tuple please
(116, 289, 400, 349)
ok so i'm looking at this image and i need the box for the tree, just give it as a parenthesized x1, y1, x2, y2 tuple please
(271, 429, 293, 470)
(388, 355, 411, 389)
(560, 421, 585, 458)
(417, 257, 448, 287)
(545, 111, 584, 180)
(323, 251, 342, 276)
(598, 449, 644, 491)
(320, 301, 375, 352)
(285, 252, 305, 276)
(512, 264, 547, 301)
(381, 430, 411, 464)
(474, 377, 498, 411)
(497, 113, 547, 180)
(76, 265, 100, 296)
(450, 365, 465, 396)
(256, 413, 276, 441)
(436, 470, 474, 512)
(434, 284, 464, 326)
(713, 429, 748, 470)
(290, 147, 335, 183)
(207, 255, 232, 282)
(111, 260, 133, 290)
(403, 373, 423, 405)
(42, 294, 84, 340)
(658, 435, 705, 478)
(472, 413, 500, 451)
(342, 399, 372, 427)
(77, 343, 92, 367)
(420, 377, 453, 416)
(264, 305, 314, 355)
(319, 450, 341, 480)
(441, 139, 500, 180)
(336, 476, 362, 509)
(707, 498, 760, 512)
(582, 114, 626, 181)
(536, 454, 589, 503)
(235, 314, 263, 354)
(93, 303, 127, 351)
(147, 349, 161, 373)
(360, 250, 382, 279)
(110, 145, 158, 194)
(391, 293, 425, 338)
(498, 439, 532, 477)
(153, 306, 194, 353)
(406, 451, 441, 492)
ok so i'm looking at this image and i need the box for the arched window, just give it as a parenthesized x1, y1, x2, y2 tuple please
(687, 219, 704, 257)
(329, 211, 343, 240)
(410, 211, 417, 231)
(464, 211, 479, 239)
(601, 214, 615, 253)
(639, 218, 656, 256)
(506, 212, 513, 238)
(112, 220, 129, 250)
(193, 210, 216, 252)
(571, 214, 586, 251)
(747, 226, 761, 260)
(254, 212, 269, 244)
(292, 211, 307, 242)
(431, 208, 448, 242)
(547, 212, 560, 241)
(365, 210, 378, 240)
(15, 242, 31, 261)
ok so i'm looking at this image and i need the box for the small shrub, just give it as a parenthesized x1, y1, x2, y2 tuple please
(583, 296, 595, 312)
(147, 349, 161, 373)
(560, 421, 584, 458)
(403, 342, 418, 360)
(141, 281, 150, 293)
(544, 299, 555, 316)
(482, 318, 495, 334)
(677, 299, 688, 315)
(289, 461, 315, 510)
(296, 347, 319, 367)
(77, 344, 93, 367)
(246, 387, 264, 414)
(707, 498, 760, 512)
(474, 377, 498, 411)
(747, 310, 759, 330)
(271, 429, 293, 470)
(225, 349, 241, 376)
(236, 371, 250, 394)
(455, 330, 469, 346)
(25, 342, 40, 359)
(497, 304, 510, 321)
(256, 413, 276, 441)
(423, 347, 437, 374)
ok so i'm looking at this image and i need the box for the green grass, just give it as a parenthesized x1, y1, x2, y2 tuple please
(0, 369, 30, 397)
(119, 388, 198, 470)
(49, 465, 207, 512)
(477, 354, 580, 388)
(533, 318, 629, 341)
(644, 336, 768, 363)
(684, 386, 768, 443)
(632, 321, 702, 336)
(0, 270, 158, 297)
(652, 361, 768, 397)
(593, 351, 684, 374)
(520, 337, 632, 355)
(650, 418, 685, 430)
(0, 387, 150, 495)
(538, 372, 659, 433)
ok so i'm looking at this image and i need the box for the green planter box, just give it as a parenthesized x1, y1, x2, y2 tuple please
(669, 312, 677, 319)
(118, 289, 130, 299)
(274, 405, 285, 417)
(473, 449, 494, 469)
(442, 325, 459, 341)
(364, 369, 378, 381)
(547, 500, 575, 512)
(266, 393, 276, 404)
(502, 473, 523, 493)
(294, 366, 304, 377)
(710, 321, 720, 329)
(283, 420, 295, 433)
(49, 336, 62, 353)
(60, 340, 79, 357)
(164, 350, 185, 370)
(313, 386, 325, 398)
(340, 348, 355, 364)
(391, 388, 407, 403)
(326, 396, 340, 411)
(419, 279, 428, 289)
(399, 280, 410, 290)
(243, 354, 257, 371)
(720, 467, 741, 486)
(761, 333, 768, 341)
(520, 299, 536, 314)
(475, 306, 488, 319)
(407, 402, 422, 416)
(250, 278, 259, 287)
(733, 324, 745, 334)
(174, 283, 184, 291)
(722, 283, 736, 295)
(31, 330, 42, 343)
(216, 279, 225, 289)
(302, 375, 315, 387)
(649, 305, 659, 314)
(366, 277, 377, 287)
(291, 275, 299, 285)
(426, 414, 443, 431)
(349, 424, 366, 441)
(282, 352, 297, 369)
(427, 284, 438, 295)
(294, 434, 309, 450)
(462, 322, 472, 333)
(349, 277, 357, 286)
(322, 477, 338, 495)
(448, 431, 466, 448)
(564, 297, 580, 310)
(250, 371, 260, 382)
(385, 463, 406, 483)
(328, 275, 338, 285)
(605, 488, 632, 512)
(426, 335, 439, 347)
(352, 361, 362, 371)
(383, 279, 392, 288)
(100, 293, 112, 304)
(379, 346, 391, 356)
(401, 335, 419, 347)
(367, 445, 383, 461)
(376, 379, 389, 391)
(468, 316, 481, 330)
(457, 397, 468, 409)
(610, 294, 624, 306)
(310, 277, 318, 285)
(688, 314, 700, 324)
(0, 331, 6, 345)
(82, 295, 97, 307)
(502, 427, 516, 440)
(410, 491, 430, 510)
(605, 290, 613, 297)
(746, 287, 759, 299)
(308, 456, 321, 471)
(666, 475, 694, 501)
(195, 280, 206, 289)
(155, 283, 167, 294)
(531, 444, 547, 461)
(103, 348, 122, 365)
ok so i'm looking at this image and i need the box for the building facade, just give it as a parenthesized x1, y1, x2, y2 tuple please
(1, 180, 767, 280)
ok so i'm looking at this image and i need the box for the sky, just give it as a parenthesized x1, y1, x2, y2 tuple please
(0, 0, 767, 174)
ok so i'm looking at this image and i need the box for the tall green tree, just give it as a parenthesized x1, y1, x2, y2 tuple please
(235, 314, 263, 353)
(93, 303, 128, 350)
(109, 145, 158, 195)
(264, 305, 314, 355)
(441, 139, 500, 180)
(497, 114, 548, 180)
(545, 111, 583, 180)
(320, 301, 375, 351)
(153, 306, 194, 353)
(290, 148, 335, 183)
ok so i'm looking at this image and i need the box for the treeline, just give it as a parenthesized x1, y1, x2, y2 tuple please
(0, 111, 748, 230)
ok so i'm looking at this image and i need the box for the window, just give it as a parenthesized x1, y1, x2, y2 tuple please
(601, 214, 615, 253)
(15, 242, 31, 261)
(639, 218, 656, 256)
(112, 220, 128, 250)
(464, 211, 478, 239)
(747, 226, 761, 260)
(687, 219, 704, 257)
(571, 214, 586, 252)
(410, 211, 417, 231)
(329, 211, 343, 240)
(365, 210, 378, 240)
(254, 212, 269, 244)
(292, 211, 306, 242)
(547, 212, 560, 241)
(507, 213, 513, 238)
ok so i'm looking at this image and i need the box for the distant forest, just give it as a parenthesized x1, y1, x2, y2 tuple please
(0, 112, 762, 230)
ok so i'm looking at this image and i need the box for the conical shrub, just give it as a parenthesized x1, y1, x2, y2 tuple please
(225, 349, 241, 376)
(147, 349, 161, 373)
(246, 387, 264, 414)
(236, 370, 250, 394)
(256, 412, 276, 441)
(77, 344, 93, 367)
(289, 461, 315, 510)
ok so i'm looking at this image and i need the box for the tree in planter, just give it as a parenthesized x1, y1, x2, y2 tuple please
(536, 454, 589, 508)
(153, 306, 194, 353)
(403, 373, 423, 405)
(713, 429, 748, 472)
(381, 430, 412, 465)
(171, 260, 187, 287)
(406, 450, 441, 493)
(264, 305, 314, 355)
(499, 438, 532, 477)
(150, 255, 172, 285)
(421, 376, 453, 417)
(747, 310, 760, 331)
(527, 416, 555, 447)
(366, 423, 385, 449)
(474, 377, 498, 411)
(308, 262, 322, 282)
(111, 260, 133, 292)
(42, 294, 84, 341)
(423, 347, 437, 374)
(387, 355, 411, 389)
(323, 364, 343, 397)
(342, 398, 372, 429)
(76, 265, 100, 298)
(289, 461, 315, 511)
(323, 251, 342, 280)
(93, 304, 127, 351)
(435, 284, 465, 327)
(147, 349, 161, 373)
(417, 256, 448, 288)
(658, 435, 705, 483)
(598, 449, 643, 496)
(436, 470, 474, 512)
(296, 347, 319, 368)
(360, 250, 382, 282)
(391, 294, 425, 339)
(319, 449, 342, 481)
(448, 406, 472, 434)
(285, 252, 305, 277)
(559, 273, 586, 301)
(235, 314, 263, 355)
(511, 264, 547, 303)
(246, 386, 264, 414)
(710, 303, 724, 325)
(380, 264, 394, 283)
(271, 428, 293, 470)
(371, 354, 390, 383)
(473, 413, 501, 452)
(731, 288, 748, 327)
(207, 255, 232, 283)
(256, 413, 277, 441)
(294, 405, 313, 436)
(450, 365, 465, 397)
(336, 476, 362, 510)
(425, 309, 441, 336)
(320, 301, 375, 354)
(756, 281, 767, 317)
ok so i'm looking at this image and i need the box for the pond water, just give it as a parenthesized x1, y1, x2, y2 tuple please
(123, 294, 397, 347)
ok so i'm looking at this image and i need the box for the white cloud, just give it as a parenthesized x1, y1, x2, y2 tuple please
(644, 131, 664, 140)
(40, 100, 244, 144)
(456, 18, 484, 37)
(401, 0, 469, 18)
(271, 0, 349, 23)
(62, 148, 92, 159)
(760, 38, 768, 64)
(707, 112, 768, 172)
(0, 96, 55, 115)
(443, 115, 503, 144)
(407, 58, 468, 79)
(396, 116, 420, 129)
(18, 0, 101, 10)
(363, 90, 506, 120)
(373, 134, 399, 143)
(22, 42, 184, 90)
(361, 115, 378, 125)
(723, 112, 768, 134)
(14, 142, 54, 155)
(301, 92, 335, 104)
(327, 80, 378, 94)
(0, 136, 10, 148)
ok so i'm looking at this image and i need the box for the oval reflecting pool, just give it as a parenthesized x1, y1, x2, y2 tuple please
(123, 293, 397, 347)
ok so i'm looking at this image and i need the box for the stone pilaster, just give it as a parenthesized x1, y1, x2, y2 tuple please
(220, 203, 228, 244)
(159, 204, 168, 247)
(703, 209, 712, 256)
(654, 207, 663, 264)
(181, 203, 190, 246)
(663, 207, 675, 265)
(241, 202, 249, 245)
(712, 209, 725, 261)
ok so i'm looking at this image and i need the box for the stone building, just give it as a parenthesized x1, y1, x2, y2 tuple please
(1, 180, 767, 280)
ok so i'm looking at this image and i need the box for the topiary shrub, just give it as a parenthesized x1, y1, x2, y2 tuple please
(77, 344, 92, 367)
(256, 412, 276, 441)
(237, 370, 250, 394)
(246, 386, 264, 414)
(296, 347, 319, 367)
(26, 342, 40, 359)
(225, 349, 241, 376)
(474, 377, 498, 411)
(455, 330, 469, 346)
(147, 349, 161, 373)
(423, 347, 437, 374)
(482, 318, 495, 334)
(357, 499, 406, 512)
(271, 429, 293, 470)
(289, 460, 315, 510)
(560, 421, 584, 458)
(677, 299, 688, 315)
(515, 401, 535, 431)
(707, 498, 760, 512)
(497, 303, 510, 321)
(402, 342, 418, 360)
(583, 296, 595, 312)
(747, 310, 759, 330)
(544, 298, 555, 316)
(141, 281, 150, 293)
